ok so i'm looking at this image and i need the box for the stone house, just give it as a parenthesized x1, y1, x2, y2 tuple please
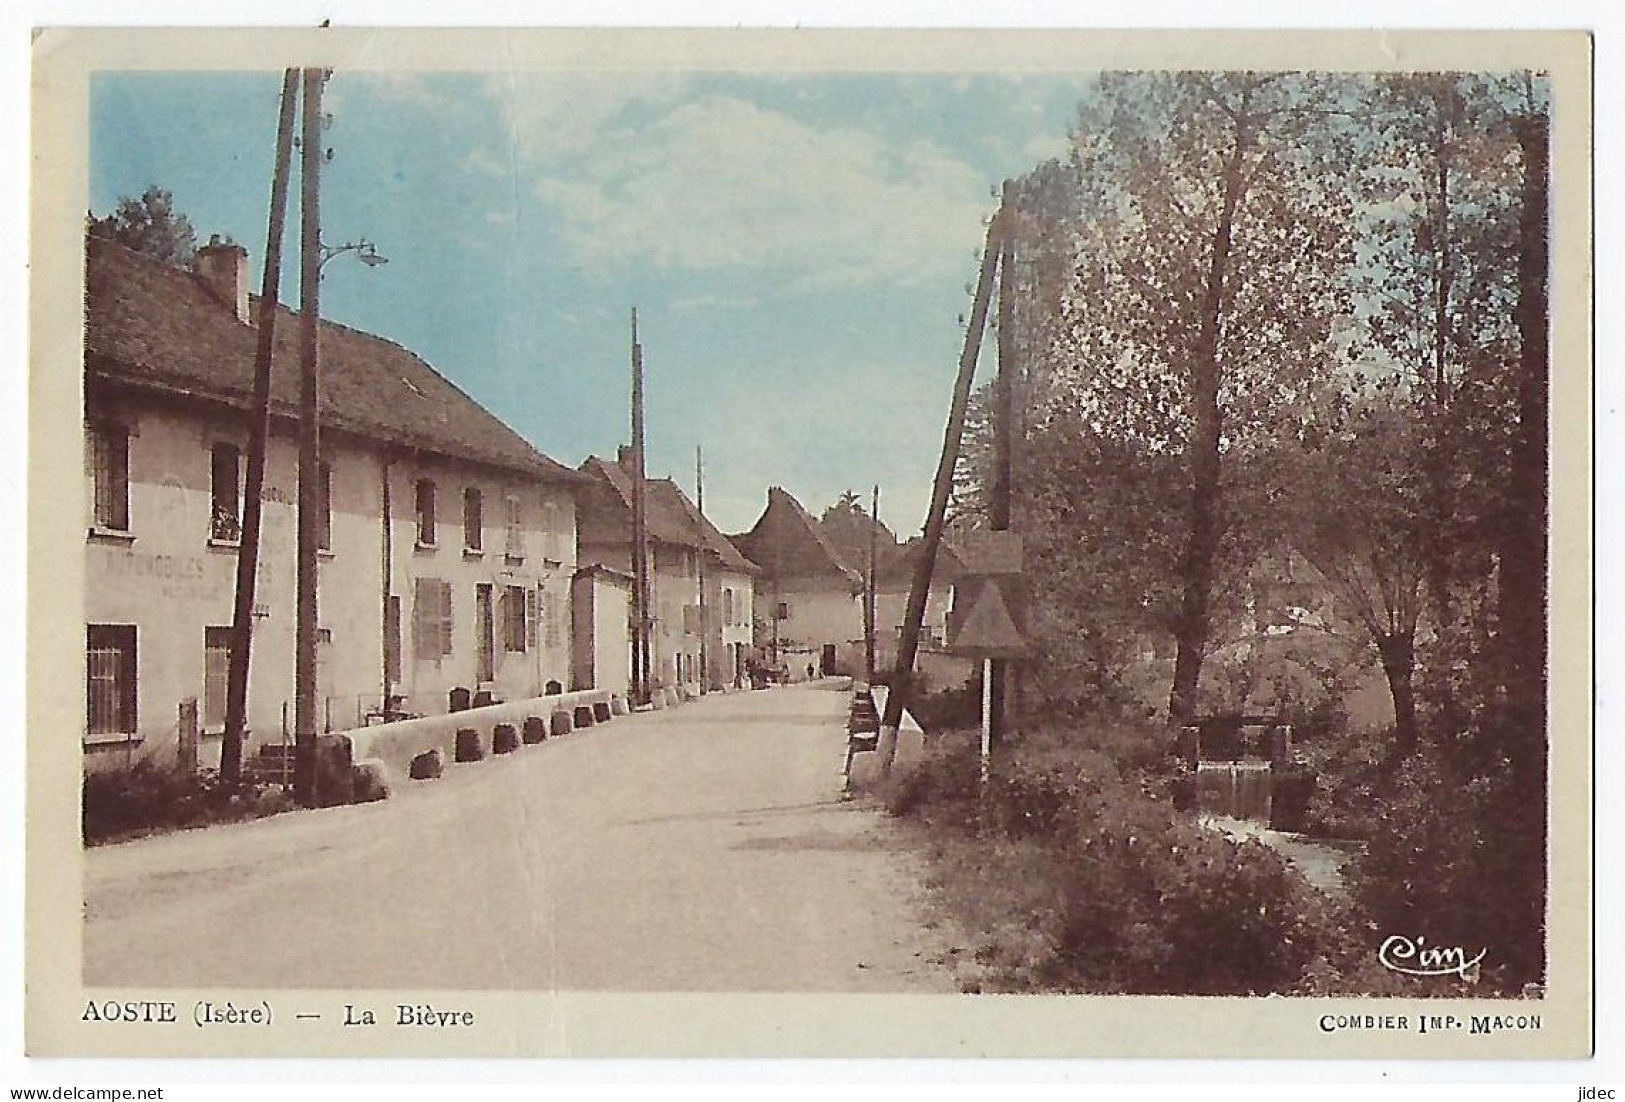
(730, 486, 865, 677)
(82, 234, 585, 772)
(575, 451, 757, 693)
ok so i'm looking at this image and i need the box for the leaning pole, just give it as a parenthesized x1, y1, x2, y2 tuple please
(876, 196, 1005, 776)
(221, 68, 299, 785)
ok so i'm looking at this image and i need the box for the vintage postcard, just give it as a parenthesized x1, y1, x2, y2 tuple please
(26, 26, 1592, 1058)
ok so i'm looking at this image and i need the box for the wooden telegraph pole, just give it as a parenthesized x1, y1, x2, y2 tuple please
(629, 309, 652, 706)
(988, 178, 1019, 749)
(695, 444, 707, 695)
(221, 68, 299, 786)
(293, 67, 326, 805)
(876, 201, 1004, 775)
(864, 484, 879, 683)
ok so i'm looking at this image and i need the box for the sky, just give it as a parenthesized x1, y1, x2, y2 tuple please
(90, 69, 1091, 534)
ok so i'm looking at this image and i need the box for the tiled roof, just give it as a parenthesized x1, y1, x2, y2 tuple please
(730, 486, 861, 588)
(577, 456, 759, 574)
(665, 485, 760, 575)
(84, 236, 584, 484)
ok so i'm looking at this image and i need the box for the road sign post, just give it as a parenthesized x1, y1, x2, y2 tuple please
(944, 531, 1027, 782)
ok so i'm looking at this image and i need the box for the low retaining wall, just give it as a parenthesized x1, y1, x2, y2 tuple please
(339, 688, 620, 788)
(847, 684, 925, 792)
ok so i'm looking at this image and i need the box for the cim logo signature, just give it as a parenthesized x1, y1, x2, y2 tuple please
(1378, 933, 1486, 980)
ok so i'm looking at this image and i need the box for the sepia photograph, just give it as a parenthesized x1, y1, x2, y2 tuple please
(24, 26, 1593, 1059)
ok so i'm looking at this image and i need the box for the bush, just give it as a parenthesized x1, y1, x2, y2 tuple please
(82, 761, 293, 845)
(884, 733, 981, 826)
(908, 676, 983, 734)
(891, 719, 1359, 994)
(1354, 751, 1544, 993)
(1298, 729, 1398, 839)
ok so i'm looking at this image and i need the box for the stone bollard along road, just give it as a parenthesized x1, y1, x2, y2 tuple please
(83, 682, 956, 992)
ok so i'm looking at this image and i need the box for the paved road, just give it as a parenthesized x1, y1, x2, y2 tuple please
(83, 682, 955, 992)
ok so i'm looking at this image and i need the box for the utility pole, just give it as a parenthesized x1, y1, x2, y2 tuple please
(988, 178, 1018, 752)
(695, 444, 708, 694)
(770, 526, 780, 670)
(865, 484, 879, 683)
(293, 67, 326, 806)
(877, 204, 1003, 774)
(630, 309, 652, 706)
(221, 68, 298, 786)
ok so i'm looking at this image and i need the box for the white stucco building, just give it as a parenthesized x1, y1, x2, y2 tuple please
(83, 234, 586, 772)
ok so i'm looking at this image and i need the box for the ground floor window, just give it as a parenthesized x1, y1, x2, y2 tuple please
(86, 623, 136, 738)
(503, 584, 527, 653)
(413, 578, 454, 660)
(202, 626, 232, 731)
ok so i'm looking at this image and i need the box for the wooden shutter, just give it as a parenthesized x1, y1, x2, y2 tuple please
(384, 595, 402, 684)
(413, 578, 434, 660)
(527, 587, 540, 650)
(439, 580, 455, 656)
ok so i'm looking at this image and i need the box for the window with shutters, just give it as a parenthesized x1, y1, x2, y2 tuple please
(202, 626, 232, 731)
(463, 486, 483, 551)
(542, 500, 565, 561)
(438, 581, 454, 655)
(316, 461, 333, 552)
(86, 624, 137, 739)
(89, 423, 130, 532)
(545, 586, 562, 649)
(415, 479, 437, 547)
(413, 577, 455, 660)
(412, 578, 434, 659)
(475, 584, 495, 683)
(210, 442, 241, 542)
(503, 584, 527, 652)
(504, 495, 524, 561)
(384, 595, 402, 686)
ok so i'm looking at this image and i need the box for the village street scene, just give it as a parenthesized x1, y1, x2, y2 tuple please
(75, 59, 1559, 1002)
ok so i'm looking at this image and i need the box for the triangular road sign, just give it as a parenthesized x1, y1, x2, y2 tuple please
(950, 579, 1026, 657)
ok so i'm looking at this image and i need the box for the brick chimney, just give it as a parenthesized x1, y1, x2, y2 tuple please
(196, 234, 250, 323)
(617, 445, 638, 474)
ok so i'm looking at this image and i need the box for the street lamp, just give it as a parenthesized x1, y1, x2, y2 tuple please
(319, 238, 388, 271)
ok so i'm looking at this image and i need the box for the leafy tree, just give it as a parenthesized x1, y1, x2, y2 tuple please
(820, 490, 895, 569)
(87, 185, 199, 269)
(1279, 400, 1429, 752)
(1016, 407, 1188, 715)
(947, 381, 994, 530)
(1332, 71, 1549, 986)
(1047, 73, 1358, 723)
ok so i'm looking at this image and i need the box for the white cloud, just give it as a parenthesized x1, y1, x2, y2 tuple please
(471, 80, 992, 293)
(669, 292, 761, 313)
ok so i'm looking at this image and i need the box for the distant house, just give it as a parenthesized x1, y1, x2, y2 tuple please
(872, 537, 959, 678)
(569, 563, 634, 696)
(666, 487, 759, 690)
(575, 451, 757, 693)
(730, 486, 865, 677)
(83, 234, 586, 771)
